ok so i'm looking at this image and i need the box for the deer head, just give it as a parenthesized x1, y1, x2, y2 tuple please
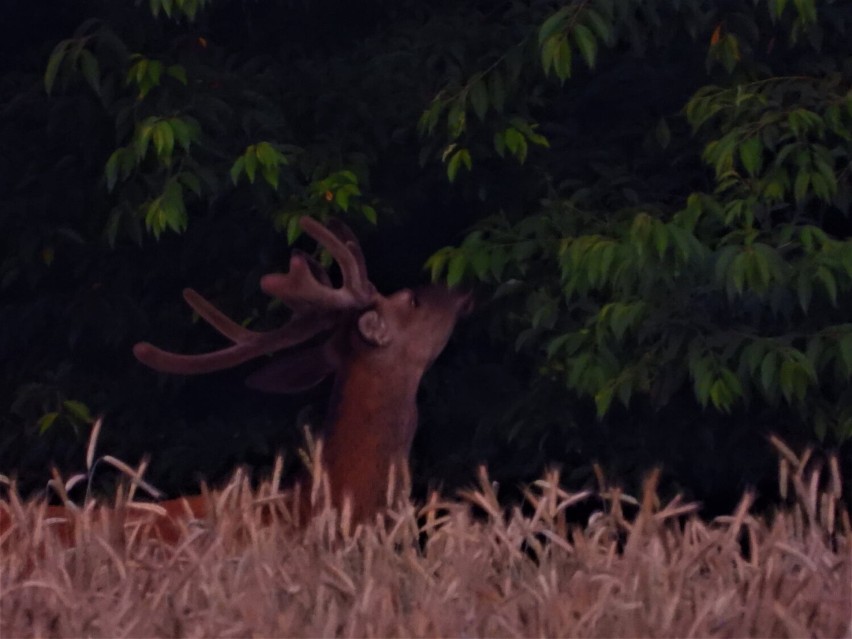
(133, 217, 471, 521)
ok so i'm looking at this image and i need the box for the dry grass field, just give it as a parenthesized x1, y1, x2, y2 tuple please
(1, 441, 849, 638)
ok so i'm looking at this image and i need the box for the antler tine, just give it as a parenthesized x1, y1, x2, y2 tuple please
(133, 217, 374, 375)
(260, 217, 377, 312)
(325, 218, 373, 294)
(300, 216, 376, 303)
(292, 249, 332, 288)
(133, 313, 332, 374)
(183, 288, 255, 343)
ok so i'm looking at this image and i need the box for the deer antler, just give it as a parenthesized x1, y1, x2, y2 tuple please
(259, 217, 376, 313)
(133, 217, 378, 375)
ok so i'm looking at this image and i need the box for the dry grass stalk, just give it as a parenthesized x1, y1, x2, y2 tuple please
(2, 450, 849, 638)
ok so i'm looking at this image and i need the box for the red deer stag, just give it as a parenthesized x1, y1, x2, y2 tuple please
(132, 216, 471, 524)
(1, 217, 469, 546)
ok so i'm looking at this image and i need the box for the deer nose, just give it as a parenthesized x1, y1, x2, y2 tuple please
(388, 289, 415, 307)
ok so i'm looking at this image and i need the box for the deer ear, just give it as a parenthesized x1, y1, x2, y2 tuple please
(245, 344, 335, 394)
(357, 309, 392, 346)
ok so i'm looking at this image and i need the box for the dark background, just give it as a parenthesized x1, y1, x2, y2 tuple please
(1, 0, 850, 515)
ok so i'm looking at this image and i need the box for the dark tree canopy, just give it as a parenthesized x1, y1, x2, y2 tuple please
(1, 0, 850, 509)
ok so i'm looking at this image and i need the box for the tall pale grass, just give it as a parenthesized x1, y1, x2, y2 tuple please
(0, 436, 849, 638)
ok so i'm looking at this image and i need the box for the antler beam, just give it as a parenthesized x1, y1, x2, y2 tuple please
(133, 217, 377, 375)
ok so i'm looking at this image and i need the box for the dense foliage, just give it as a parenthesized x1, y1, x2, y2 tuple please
(1, 0, 850, 503)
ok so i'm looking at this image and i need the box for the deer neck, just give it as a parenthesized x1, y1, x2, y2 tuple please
(319, 357, 424, 520)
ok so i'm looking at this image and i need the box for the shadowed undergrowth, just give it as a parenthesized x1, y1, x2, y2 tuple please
(1, 444, 849, 638)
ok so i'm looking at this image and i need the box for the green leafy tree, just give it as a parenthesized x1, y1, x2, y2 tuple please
(2, 0, 850, 502)
(426, 0, 852, 443)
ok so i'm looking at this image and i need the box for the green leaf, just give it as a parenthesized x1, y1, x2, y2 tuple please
(778, 359, 800, 403)
(63, 400, 93, 423)
(584, 8, 613, 45)
(693, 360, 713, 407)
(554, 35, 572, 81)
(742, 341, 765, 375)
(594, 386, 614, 417)
(334, 184, 355, 211)
(810, 173, 830, 201)
(504, 128, 528, 163)
(131, 57, 147, 86)
(730, 252, 747, 295)
(469, 247, 490, 280)
(815, 266, 837, 305)
(425, 247, 450, 282)
(493, 130, 506, 157)
(447, 252, 466, 287)
(38, 412, 59, 434)
(738, 137, 762, 175)
(180, 172, 202, 196)
(760, 350, 778, 392)
(152, 121, 175, 160)
(256, 142, 278, 167)
(182, 0, 200, 20)
(44, 41, 69, 94)
(286, 215, 301, 244)
(337, 170, 358, 185)
(606, 304, 629, 340)
(447, 149, 471, 182)
(361, 205, 377, 225)
(541, 34, 570, 80)
(771, 0, 788, 20)
(652, 222, 669, 258)
(134, 118, 156, 160)
(538, 7, 570, 45)
(149, 59, 162, 85)
(793, 0, 816, 23)
(793, 169, 810, 203)
(509, 117, 548, 147)
(748, 247, 770, 290)
(574, 24, 597, 69)
(261, 164, 279, 189)
(546, 334, 571, 358)
(710, 370, 740, 412)
(244, 149, 258, 183)
(145, 201, 163, 238)
(469, 78, 488, 121)
(169, 118, 195, 151)
(166, 64, 188, 85)
(447, 103, 466, 140)
(230, 156, 246, 185)
(762, 173, 787, 201)
(105, 150, 121, 192)
(78, 49, 101, 94)
(161, 180, 187, 233)
(616, 379, 633, 408)
(418, 100, 443, 136)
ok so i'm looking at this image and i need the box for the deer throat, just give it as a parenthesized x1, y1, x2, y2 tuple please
(320, 363, 422, 520)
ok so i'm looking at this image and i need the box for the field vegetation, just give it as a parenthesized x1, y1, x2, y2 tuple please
(2, 0, 851, 510)
(1, 440, 848, 638)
